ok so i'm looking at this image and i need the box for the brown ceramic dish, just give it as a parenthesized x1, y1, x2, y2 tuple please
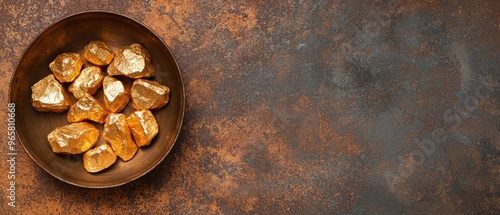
(10, 12, 184, 188)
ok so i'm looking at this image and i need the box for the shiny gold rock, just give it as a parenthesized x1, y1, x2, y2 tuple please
(67, 93, 108, 123)
(68, 66, 104, 99)
(47, 122, 99, 154)
(126, 110, 158, 147)
(83, 144, 117, 173)
(103, 76, 130, 113)
(131, 79, 170, 110)
(31, 74, 72, 112)
(107, 43, 156, 78)
(49, 52, 83, 83)
(103, 113, 138, 161)
(83, 41, 114, 66)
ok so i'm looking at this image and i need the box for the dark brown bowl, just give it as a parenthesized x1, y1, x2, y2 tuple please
(10, 12, 184, 188)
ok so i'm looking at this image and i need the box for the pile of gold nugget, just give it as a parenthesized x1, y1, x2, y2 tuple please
(31, 41, 170, 173)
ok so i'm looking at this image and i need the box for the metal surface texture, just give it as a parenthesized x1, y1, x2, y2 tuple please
(0, 0, 499, 214)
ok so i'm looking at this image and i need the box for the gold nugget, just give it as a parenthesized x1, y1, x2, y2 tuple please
(103, 76, 130, 113)
(67, 93, 108, 123)
(107, 43, 156, 78)
(103, 113, 138, 161)
(69, 66, 104, 99)
(127, 110, 159, 147)
(83, 144, 117, 173)
(84, 41, 114, 66)
(49, 52, 83, 83)
(131, 79, 170, 110)
(47, 122, 99, 154)
(31, 74, 72, 112)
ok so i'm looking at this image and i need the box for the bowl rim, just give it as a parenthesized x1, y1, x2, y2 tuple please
(9, 10, 185, 188)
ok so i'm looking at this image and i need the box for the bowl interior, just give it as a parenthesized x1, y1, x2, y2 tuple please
(10, 12, 184, 188)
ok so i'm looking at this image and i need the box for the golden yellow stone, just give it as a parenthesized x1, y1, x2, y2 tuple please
(103, 76, 130, 113)
(31, 74, 72, 112)
(131, 79, 170, 110)
(83, 144, 117, 173)
(103, 113, 138, 161)
(47, 122, 99, 154)
(83, 41, 114, 66)
(107, 43, 155, 78)
(67, 93, 108, 123)
(68, 66, 104, 99)
(126, 110, 158, 147)
(49, 52, 83, 83)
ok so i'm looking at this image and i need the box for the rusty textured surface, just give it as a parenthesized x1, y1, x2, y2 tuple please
(1, 0, 499, 214)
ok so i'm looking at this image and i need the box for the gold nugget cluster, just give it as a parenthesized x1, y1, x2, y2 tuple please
(31, 41, 170, 173)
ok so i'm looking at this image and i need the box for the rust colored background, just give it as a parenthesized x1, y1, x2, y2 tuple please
(1, 0, 499, 214)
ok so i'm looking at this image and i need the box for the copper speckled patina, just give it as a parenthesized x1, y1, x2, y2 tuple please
(1, 0, 500, 214)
